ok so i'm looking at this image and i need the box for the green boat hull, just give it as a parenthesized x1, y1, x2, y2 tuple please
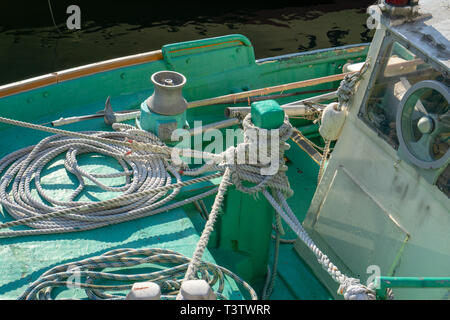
(0, 34, 369, 300)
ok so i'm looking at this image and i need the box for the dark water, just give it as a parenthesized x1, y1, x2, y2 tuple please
(0, 1, 375, 86)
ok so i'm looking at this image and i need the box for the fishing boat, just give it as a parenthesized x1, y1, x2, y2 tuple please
(0, 0, 448, 300)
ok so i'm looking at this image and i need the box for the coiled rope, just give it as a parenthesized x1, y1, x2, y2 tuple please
(178, 114, 294, 294)
(0, 112, 378, 300)
(177, 67, 379, 300)
(18, 248, 258, 300)
(0, 122, 220, 238)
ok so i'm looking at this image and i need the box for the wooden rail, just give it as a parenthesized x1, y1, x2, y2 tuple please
(0, 50, 163, 99)
(187, 72, 354, 109)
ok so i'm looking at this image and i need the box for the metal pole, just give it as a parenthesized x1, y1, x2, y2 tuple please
(225, 91, 337, 118)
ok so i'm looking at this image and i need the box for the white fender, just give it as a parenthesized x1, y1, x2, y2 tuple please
(319, 102, 346, 141)
(179, 280, 216, 300)
(126, 282, 161, 300)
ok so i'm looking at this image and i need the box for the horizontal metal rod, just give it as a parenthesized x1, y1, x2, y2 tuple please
(225, 91, 337, 118)
(281, 90, 337, 106)
(50, 114, 104, 126)
(51, 108, 140, 127)
(225, 105, 315, 118)
(189, 118, 240, 136)
(197, 88, 335, 108)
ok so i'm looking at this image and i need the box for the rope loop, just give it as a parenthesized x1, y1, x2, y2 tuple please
(0, 109, 379, 300)
(223, 114, 294, 197)
(337, 60, 370, 111)
(19, 248, 257, 300)
(338, 278, 376, 300)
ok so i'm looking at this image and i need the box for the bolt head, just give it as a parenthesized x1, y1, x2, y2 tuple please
(417, 116, 434, 134)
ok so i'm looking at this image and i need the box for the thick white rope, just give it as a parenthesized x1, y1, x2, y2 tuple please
(19, 247, 258, 300)
(0, 123, 221, 237)
(178, 114, 294, 296)
(168, 113, 376, 300)
(0, 111, 377, 299)
(182, 167, 232, 283)
(0, 116, 221, 161)
(262, 189, 376, 300)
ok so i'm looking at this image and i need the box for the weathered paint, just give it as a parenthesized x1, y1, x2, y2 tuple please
(376, 276, 450, 299)
(299, 14, 450, 300)
(0, 34, 369, 300)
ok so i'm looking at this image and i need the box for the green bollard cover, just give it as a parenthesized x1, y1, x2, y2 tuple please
(251, 100, 285, 129)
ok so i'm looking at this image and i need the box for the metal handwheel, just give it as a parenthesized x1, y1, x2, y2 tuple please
(396, 80, 450, 170)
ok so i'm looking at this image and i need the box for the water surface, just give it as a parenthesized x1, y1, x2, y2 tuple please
(0, 1, 375, 85)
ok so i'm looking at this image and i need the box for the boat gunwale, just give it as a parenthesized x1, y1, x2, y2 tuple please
(0, 50, 164, 99)
(0, 42, 370, 100)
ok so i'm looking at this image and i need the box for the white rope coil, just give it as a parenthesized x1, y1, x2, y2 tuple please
(0, 124, 218, 237)
(179, 114, 294, 296)
(0, 111, 380, 300)
(19, 247, 258, 300)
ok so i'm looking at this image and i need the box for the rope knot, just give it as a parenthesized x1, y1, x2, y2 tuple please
(337, 60, 370, 111)
(338, 278, 376, 300)
(223, 114, 294, 197)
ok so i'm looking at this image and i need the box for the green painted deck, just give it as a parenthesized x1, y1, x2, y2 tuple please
(0, 34, 369, 300)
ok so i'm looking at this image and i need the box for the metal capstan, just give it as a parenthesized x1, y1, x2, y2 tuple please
(145, 71, 188, 116)
(139, 70, 189, 142)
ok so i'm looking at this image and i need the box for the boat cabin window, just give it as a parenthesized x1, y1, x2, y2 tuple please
(362, 41, 447, 150)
